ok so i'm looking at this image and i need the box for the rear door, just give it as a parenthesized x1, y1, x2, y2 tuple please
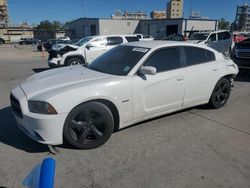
(85, 37, 108, 63)
(218, 31, 232, 53)
(207, 33, 220, 51)
(182, 46, 220, 107)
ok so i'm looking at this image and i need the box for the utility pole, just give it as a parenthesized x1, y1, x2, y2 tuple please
(81, 0, 86, 18)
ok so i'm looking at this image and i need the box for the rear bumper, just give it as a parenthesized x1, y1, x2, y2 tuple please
(11, 85, 67, 145)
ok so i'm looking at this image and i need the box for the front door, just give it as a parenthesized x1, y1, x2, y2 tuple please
(132, 47, 185, 120)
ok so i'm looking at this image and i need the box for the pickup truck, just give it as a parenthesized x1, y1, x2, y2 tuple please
(135, 34, 154, 41)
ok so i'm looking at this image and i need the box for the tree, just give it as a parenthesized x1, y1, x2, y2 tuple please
(35, 20, 64, 30)
(218, 18, 230, 30)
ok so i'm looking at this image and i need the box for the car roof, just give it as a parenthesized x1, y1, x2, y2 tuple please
(122, 40, 213, 50)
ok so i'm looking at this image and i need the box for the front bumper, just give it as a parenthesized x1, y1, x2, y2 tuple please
(48, 58, 61, 68)
(10, 85, 67, 145)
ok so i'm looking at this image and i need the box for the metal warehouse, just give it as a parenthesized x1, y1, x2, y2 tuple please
(68, 18, 218, 39)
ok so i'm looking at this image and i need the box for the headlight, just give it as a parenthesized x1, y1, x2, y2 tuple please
(57, 54, 62, 58)
(28, 101, 57, 115)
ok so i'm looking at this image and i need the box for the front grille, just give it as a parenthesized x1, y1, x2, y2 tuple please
(237, 52, 250, 58)
(10, 94, 23, 119)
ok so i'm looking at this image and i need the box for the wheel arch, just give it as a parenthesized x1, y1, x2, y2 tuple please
(65, 55, 85, 65)
(68, 99, 120, 133)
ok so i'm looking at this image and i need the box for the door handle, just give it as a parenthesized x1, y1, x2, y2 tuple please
(213, 68, 218, 71)
(177, 76, 184, 81)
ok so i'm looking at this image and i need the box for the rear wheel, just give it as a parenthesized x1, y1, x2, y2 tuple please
(208, 78, 231, 109)
(66, 57, 83, 66)
(63, 102, 114, 149)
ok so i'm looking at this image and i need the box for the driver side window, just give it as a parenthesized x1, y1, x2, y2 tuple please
(144, 48, 182, 73)
(208, 34, 217, 42)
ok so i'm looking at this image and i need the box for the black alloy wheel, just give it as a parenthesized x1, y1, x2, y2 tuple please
(209, 78, 231, 109)
(66, 57, 83, 66)
(63, 102, 114, 149)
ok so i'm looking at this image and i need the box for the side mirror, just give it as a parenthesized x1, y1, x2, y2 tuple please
(139, 66, 157, 75)
(86, 44, 93, 50)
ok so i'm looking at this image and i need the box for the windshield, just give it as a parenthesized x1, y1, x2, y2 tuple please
(74, 37, 94, 46)
(88, 45, 149, 76)
(190, 33, 209, 40)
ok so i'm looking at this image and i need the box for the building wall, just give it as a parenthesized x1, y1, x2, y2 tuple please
(140, 19, 218, 39)
(151, 11, 166, 19)
(99, 19, 139, 35)
(68, 18, 100, 39)
(167, 0, 183, 19)
(0, 0, 8, 28)
(183, 19, 218, 32)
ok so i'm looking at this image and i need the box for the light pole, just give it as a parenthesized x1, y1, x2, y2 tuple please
(81, 0, 86, 18)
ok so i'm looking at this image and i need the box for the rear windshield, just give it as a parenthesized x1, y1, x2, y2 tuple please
(125, 36, 139, 42)
(190, 33, 209, 40)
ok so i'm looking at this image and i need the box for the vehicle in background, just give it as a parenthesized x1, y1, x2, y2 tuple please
(135, 34, 154, 41)
(11, 41, 238, 149)
(233, 38, 250, 59)
(48, 35, 139, 67)
(233, 33, 247, 44)
(19, 38, 41, 45)
(189, 30, 232, 55)
(52, 39, 79, 51)
(162, 34, 185, 41)
(0, 37, 5, 45)
(37, 38, 71, 51)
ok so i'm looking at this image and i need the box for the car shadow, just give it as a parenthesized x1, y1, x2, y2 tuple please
(235, 67, 250, 82)
(33, 68, 51, 73)
(0, 107, 49, 153)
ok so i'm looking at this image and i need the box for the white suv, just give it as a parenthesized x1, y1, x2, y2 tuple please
(189, 30, 232, 55)
(48, 35, 139, 67)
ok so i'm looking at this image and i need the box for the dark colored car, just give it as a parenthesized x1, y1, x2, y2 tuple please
(233, 38, 250, 59)
(0, 38, 5, 45)
(19, 38, 40, 45)
(162, 34, 185, 41)
(37, 39, 72, 51)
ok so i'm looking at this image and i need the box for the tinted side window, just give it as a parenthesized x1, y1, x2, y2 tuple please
(209, 33, 216, 41)
(184, 46, 216, 66)
(126, 36, 139, 42)
(144, 48, 182, 72)
(107, 37, 123, 46)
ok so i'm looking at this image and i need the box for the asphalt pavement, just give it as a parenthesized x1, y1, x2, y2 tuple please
(0, 45, 249, 188)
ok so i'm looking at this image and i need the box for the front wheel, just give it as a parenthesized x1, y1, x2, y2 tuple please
(63, 102, 114, 149)
(208, 78, 231, 109)
(66, 57, 83, 66)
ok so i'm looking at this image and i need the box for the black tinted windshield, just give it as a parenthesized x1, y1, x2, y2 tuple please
(190, 33, 209, 40)
(88, 45, 149, 76)
(75, 37, 94, 46)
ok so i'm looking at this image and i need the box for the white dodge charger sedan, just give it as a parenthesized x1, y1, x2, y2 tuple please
(10, 41, 238, 149)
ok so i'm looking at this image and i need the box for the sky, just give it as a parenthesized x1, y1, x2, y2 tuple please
(7, 0, 249, 25)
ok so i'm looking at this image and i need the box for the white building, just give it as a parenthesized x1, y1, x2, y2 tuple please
(68, 18, 218, 40)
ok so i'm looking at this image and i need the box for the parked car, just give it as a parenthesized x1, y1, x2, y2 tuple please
(48, 35, 139, 67)
(10, 41, 238, 149)
(233, 38, 250, 59)
(162, 34, 185, 41)
(19, 38, 40, 45)
(0, 37, 5, 45)
(189, 30, 232, 55)
(135, 34, 154, 41)
(37, 38, 71, 51)
(52, 39, 79, 51)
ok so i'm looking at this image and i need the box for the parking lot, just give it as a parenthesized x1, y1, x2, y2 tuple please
(0, 44, 250, 188)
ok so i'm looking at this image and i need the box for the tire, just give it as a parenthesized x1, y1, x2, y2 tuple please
(208, 78, 231, 109)
(63, 102, 114, 149)
(0, 39, 4, 45)
(66, 57, 83, 66)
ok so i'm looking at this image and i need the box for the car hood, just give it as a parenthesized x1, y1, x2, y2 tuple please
(20, 66, 111, 99)
(187, 40, 204, 44)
